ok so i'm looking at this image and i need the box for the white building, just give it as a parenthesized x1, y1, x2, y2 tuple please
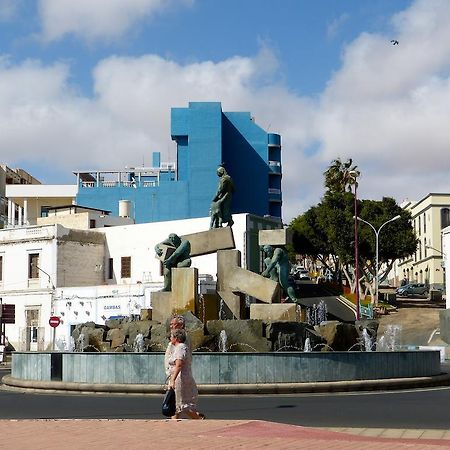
(0, 213, 279, 350)
(394, 194, 450, 290)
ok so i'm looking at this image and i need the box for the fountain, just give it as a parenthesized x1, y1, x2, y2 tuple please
(4, 227, 443, 393)
(303, 337, 312, 352)
(362, 328, 373, 352)
(377, 324, 402, 352)
(133, 333, 145, 353)
(76, 333, 86, 352)
(218, 330, 228, 352)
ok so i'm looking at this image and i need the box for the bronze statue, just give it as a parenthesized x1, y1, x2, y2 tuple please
(261, 245, 300, 303)
(210, 166, 235, 228)
(155, 233, 191, 291)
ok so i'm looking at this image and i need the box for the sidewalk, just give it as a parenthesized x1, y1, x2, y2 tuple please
(1, 420, 450, 450)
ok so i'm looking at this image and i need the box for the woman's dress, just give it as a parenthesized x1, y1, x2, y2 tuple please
(168, 343, 198, 413)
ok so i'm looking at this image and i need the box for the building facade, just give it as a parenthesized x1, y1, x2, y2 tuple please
(0, 164, 42, 228)
(75, 102, 283, 224)
(395, 193, 450, 290)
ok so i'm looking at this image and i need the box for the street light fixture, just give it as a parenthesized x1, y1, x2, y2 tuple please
(353, 214, 401, 305)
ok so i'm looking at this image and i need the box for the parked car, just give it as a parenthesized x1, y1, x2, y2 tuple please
(396, 283, 429, 297)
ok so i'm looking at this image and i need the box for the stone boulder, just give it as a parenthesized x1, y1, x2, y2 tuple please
(206, 319, 271, 352)
(128, 320, 157, 343)
(265, 322, 324, 351)
(106, 328, 126, 349)
(316, 321, 360, 351)
(147, 323, 169, 352)
(81, 326, 106, 349)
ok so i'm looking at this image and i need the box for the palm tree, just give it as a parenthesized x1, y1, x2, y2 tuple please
(323, 158, 360, 194)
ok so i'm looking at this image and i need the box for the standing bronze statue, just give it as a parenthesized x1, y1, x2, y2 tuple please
(210, 166, 235, 228)
(155, 233, 191, 291)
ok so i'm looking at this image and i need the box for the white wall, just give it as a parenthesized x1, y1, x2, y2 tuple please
(99, 213, 249, 285)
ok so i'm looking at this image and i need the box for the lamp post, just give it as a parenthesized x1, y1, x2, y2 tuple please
(349, 170, 360, 320)
(354, 215, 401, 305)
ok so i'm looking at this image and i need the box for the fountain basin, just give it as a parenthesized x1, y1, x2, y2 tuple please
(4, 350, 444, 394)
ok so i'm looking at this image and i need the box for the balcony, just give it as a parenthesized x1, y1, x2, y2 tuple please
(268, 160, 281, 174)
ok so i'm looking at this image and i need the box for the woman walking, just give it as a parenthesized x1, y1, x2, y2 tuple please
(167, 328, 205, 419)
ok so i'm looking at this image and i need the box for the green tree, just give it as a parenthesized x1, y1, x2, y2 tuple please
(291, 159, 417, 303)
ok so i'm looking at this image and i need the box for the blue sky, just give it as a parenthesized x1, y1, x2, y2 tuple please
(1, 0, 449, 220)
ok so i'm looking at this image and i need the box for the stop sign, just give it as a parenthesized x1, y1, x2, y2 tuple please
(49, 316, 61, 328)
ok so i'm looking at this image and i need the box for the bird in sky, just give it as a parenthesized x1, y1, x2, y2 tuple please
(391, 40, 399, 45)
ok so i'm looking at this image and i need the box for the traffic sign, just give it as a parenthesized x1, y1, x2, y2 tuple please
(49, 316, 61, 328)
(1, 304, 15, 324)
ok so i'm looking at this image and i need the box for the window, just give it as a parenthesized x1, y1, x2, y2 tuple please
(121, 256, 131, 278)
(0, 255, 3, 282)
(441, 208, 450, 229)
(40, 206, 50, 218)
(108, 258, 114, 280)
(423, 213, 426, 233)
(424, 238, 427, 258)
(28, 253, 39, 279)
(418, 216, 421, 236)
(89, 219, 96, 229)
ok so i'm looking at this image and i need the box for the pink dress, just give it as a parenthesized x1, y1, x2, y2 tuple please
(168, 343, 198, 413)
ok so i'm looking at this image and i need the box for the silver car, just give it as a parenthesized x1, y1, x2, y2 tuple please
(396, 283, 428, 297)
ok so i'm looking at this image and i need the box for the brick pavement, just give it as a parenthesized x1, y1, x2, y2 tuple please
(1, 420, 450, 450)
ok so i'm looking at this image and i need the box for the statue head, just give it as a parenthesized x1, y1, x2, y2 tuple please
(168, 233, 181, 247)
(262, 245, 274, 257)
(217, 166, 227, 177)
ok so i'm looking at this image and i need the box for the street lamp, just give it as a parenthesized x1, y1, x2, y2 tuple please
(348, 170, 360, 320)
(353, 214, 401, 305)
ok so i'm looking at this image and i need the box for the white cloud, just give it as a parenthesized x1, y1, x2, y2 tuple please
(38, 0, 193, 42)
(310, 0, 450, 208)
(4, 0, 450, 223)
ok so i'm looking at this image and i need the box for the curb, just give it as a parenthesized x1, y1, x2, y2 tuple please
(3, 372, 450, 395)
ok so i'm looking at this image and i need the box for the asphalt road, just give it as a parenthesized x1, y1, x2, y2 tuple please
(2, 367, 450, 428)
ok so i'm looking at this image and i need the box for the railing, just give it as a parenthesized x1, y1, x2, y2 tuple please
(80, 180, 159, 188)
(268, 188, 281, 195)
(0, 225, 55, 242)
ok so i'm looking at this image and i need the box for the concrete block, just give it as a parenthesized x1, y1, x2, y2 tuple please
(197, 293, 219, 323)
(218, 291, 246, 319)
(228, 266, 281, 303)
(182, 227, 235, 257)
(259, 228, 292, 246)
(151, 291, 173, 323)
(172, 267, 198, 314)
(250, 304, 300, 321)
(217, 250, 241, 291)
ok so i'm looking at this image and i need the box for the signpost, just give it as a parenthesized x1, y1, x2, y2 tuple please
(49, 316, 61, 351)
(49, 316, 61, 328)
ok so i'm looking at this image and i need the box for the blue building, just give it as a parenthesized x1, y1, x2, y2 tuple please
(75, 102, 282, 223)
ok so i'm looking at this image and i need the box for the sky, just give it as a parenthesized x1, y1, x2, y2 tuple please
(1, 0, 450, 222)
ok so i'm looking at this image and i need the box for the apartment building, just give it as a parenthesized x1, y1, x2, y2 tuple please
(395, 193, 450, 290)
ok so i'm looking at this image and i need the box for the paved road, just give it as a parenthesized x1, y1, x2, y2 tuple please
(2, 370, 450, 428)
